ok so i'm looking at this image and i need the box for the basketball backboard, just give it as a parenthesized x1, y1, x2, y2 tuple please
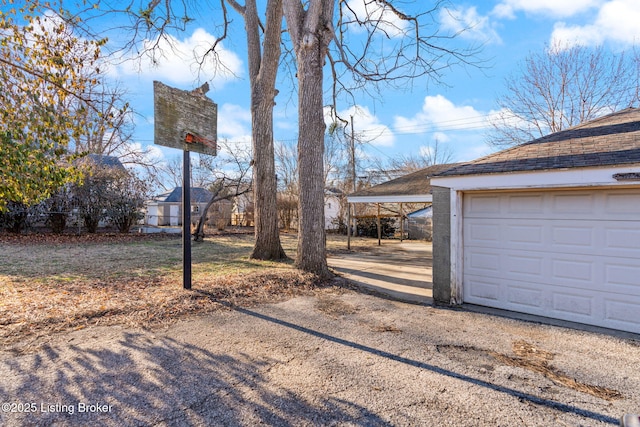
(153, 81, 217, 156)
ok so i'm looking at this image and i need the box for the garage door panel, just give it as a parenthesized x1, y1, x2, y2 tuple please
(605, 263, 640, 295)
(551, 193, 595, 215)
(551, 258, 594, 283)
(507, 285, 544, 309)
(467, 221, 501, 243)
(552, 292, 594, 317)
(466, 250, 500, 273)
(551, 225, 594, 247)
(604, 192, 640, 215)
(465, 219, 547, 250)
(507, 194, 545, 214)
(505, 254, 543, 276)
(605, 296, 640, 329)
(465, 195, 502, 215)
(465, 276, 501, 302)
(506, 224, 544, 244)
(604, 227, 640, 255)
(463, 189, 640, 334)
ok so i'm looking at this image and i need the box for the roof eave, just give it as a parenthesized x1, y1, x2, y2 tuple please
(347, 194, 433, 203)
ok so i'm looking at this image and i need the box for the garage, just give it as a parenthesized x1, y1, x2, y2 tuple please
(430, 107, 640, 334)
(463, 188, 640, 333)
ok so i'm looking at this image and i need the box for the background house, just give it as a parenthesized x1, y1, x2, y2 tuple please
(146, 187, 220, 226)
(324, 187, 343, 231)
(231, 190, 254, 227)
(431, 107, 640, 334)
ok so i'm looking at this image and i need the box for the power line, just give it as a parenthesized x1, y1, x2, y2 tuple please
(133, 111, 512, 145)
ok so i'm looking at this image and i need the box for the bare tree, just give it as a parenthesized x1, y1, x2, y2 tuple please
(377, 138, 455, 177)
(192, 139, 254, 241)
(275, 134, 347, 230)
(275, 140, 298, 229)
(72, 80, 162, 175)
(489, 42, 639, 147)
(283, 0, 479, 276)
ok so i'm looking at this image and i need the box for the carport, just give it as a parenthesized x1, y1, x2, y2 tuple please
(345, 163, 459, 248)
(332, 163, 460, 303)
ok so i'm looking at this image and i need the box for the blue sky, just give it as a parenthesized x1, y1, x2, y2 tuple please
(95, 0, 640, 170)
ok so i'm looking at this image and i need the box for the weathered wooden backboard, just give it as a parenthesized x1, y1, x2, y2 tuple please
(153, 81, 217, 156)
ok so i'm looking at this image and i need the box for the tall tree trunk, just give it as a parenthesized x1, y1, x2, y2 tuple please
(284, 0, 333, 277)
(296, 48, 329, 276)
(250, 83, 286, 259)
(244, 0, 287, 260)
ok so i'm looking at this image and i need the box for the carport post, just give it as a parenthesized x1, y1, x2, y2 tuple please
(347, 202, 351, 250)
(400, 202, 404, 242)
(377, 203, 381, 246)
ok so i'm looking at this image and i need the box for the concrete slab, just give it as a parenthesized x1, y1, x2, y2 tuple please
(327, 240, 433, 304)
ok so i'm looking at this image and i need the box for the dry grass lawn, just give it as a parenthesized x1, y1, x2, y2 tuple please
(0, 231, 358, 352)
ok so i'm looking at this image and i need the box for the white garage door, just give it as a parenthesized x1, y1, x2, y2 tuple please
(463, 188, 640, 334)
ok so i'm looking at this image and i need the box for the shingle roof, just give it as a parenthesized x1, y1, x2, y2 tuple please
(154, 187, 213, 203)
(76, 153, 126, 170)
(438, 107, 640, 177)
(349, 163, 461, 198)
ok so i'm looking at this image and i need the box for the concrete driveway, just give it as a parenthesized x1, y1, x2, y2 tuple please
(2, 290, 638, 426)
(327, 240, 433, 304)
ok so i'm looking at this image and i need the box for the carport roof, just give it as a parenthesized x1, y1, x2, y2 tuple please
(437, 107, 640, 177)
(347, 163, 461, 203)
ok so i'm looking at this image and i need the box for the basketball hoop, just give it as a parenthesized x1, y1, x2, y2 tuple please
(154, 81, 217, 156)
(183, 131, 217, 151)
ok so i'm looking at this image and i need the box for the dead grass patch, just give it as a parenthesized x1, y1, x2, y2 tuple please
(490, 340, 622, 401)
(315, 294, 358, 318)
(1, 270, 338, 353)
(370, 324, 402, 333)
(0, 232, 343, 353)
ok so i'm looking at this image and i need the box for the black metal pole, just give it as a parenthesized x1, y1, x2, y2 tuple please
(183, 149, 192, 290)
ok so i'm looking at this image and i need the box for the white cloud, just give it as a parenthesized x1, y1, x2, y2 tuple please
(336, 105, 395, 147)
(440, 6, 502, 44)
(393, 95, 489, 133)
(217, 103, 251, 142)
(431, 132, 450, 143)
(550, 0, 640, 47)
(113, 28, 243, 87)
(343, 0, 410, 37)
(492, 0, 603, 19)
(549, 23, 602, 46)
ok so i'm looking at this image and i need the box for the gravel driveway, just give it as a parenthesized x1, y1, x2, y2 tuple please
(1, 286, 639, 426)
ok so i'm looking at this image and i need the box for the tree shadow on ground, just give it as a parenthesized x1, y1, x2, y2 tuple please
(1, 332, 392, 426)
